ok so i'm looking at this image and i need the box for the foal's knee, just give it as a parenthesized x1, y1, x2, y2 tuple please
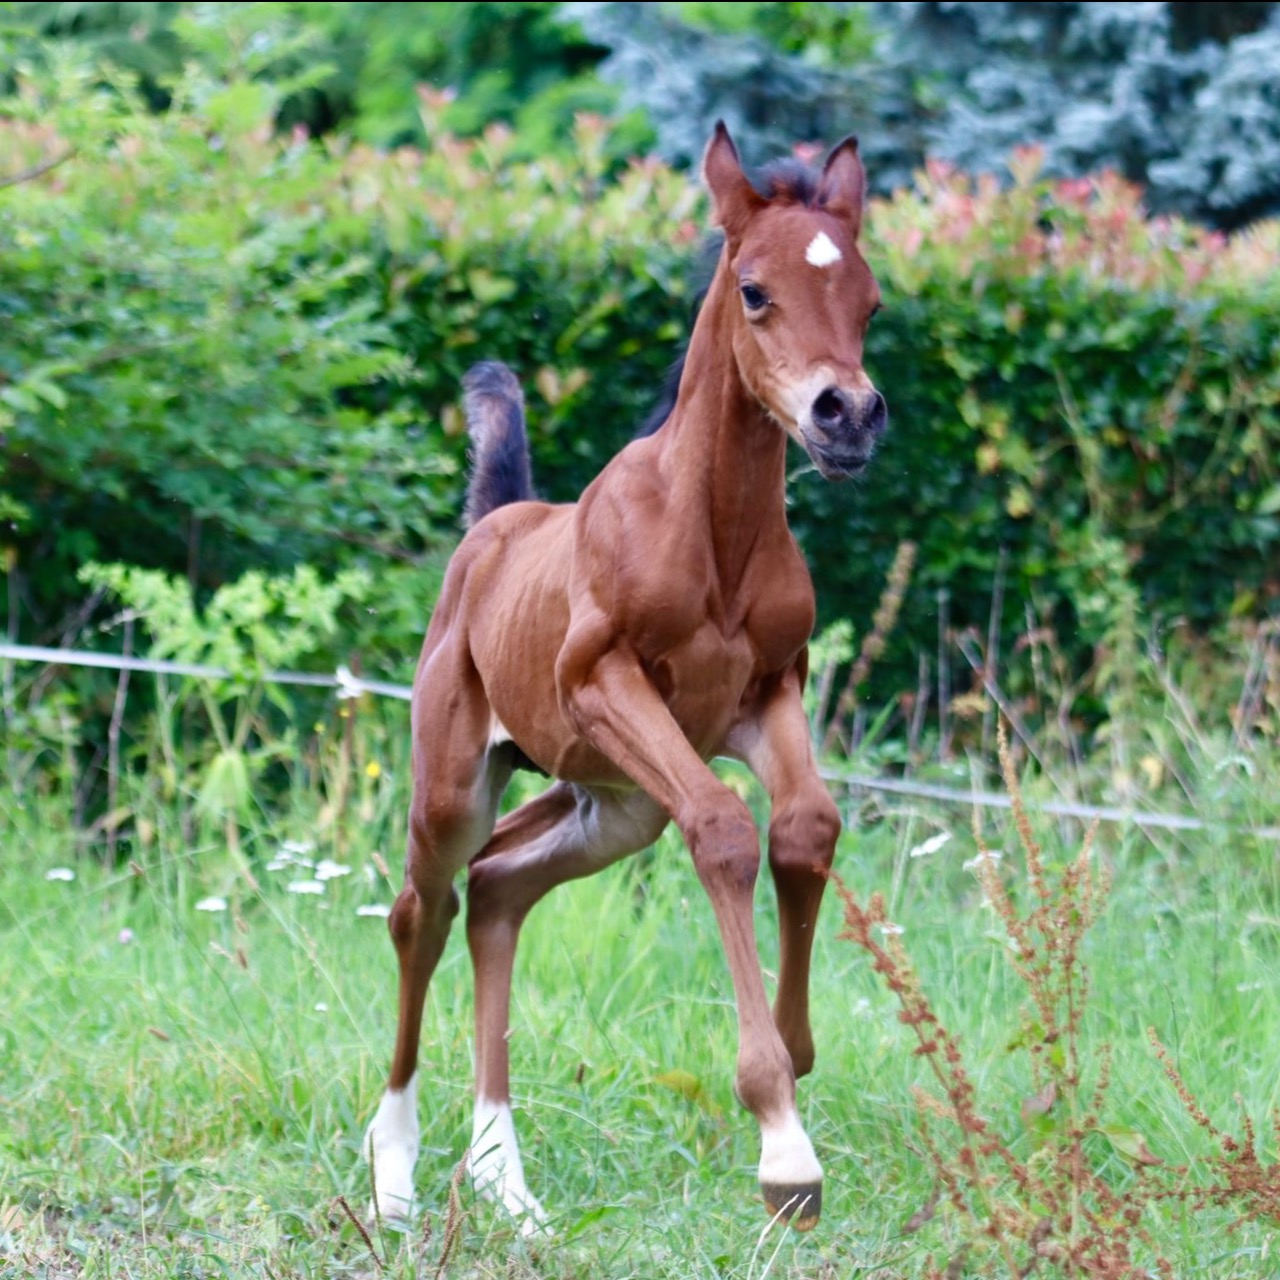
(686, 796, 760, 893)
(465, 856, 527, 931)
(408, 784, 474, 856)
(768, 790, 841, 876)
(388, 881, 460, 950)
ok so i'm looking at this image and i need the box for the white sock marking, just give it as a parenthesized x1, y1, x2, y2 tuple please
(758, 1110, 823, 1187)
(470, 1097, 548, 1235)
(805, 231, 842, 268)
(364, 1074, 420, 1221)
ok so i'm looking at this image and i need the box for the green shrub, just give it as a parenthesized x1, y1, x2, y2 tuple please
(805, 152, 1280, 695)
(3, 1, 650, 159)
(2, 52, 1277, 738)
(0, 55, 693, 672)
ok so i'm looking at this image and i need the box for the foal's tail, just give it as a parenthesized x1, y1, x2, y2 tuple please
(462, 361, 535, 529)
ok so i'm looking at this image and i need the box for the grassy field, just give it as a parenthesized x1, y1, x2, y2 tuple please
(2, 748, 1279, 1278)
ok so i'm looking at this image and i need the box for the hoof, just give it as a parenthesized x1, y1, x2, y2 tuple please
(761, 1180, 822, 1231)
(367, 1194, 413, 1226)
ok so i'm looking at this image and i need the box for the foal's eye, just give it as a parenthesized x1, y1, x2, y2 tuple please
(740, 283, 769, 312)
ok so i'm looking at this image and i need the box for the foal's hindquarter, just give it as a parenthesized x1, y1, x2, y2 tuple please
(367, 122, 883, 1235)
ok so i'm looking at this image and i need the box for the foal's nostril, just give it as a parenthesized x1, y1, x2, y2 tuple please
(811, 387, 849, 431)
(866, 391, 888, 436)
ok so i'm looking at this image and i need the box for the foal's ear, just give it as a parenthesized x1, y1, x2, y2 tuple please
(817, 136, 866, 238)
(703, 121, 765, 247)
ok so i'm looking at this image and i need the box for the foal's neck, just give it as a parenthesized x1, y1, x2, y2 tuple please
(659, 268, 790, 592)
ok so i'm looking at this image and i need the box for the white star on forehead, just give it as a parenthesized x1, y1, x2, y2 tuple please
(805, 231, 842, 268)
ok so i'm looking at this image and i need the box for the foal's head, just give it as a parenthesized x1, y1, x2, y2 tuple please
(704, 123, 886, 480)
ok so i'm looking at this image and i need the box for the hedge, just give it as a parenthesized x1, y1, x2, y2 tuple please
(813, 154, 1280, 671)
(2, 58, 1278, 699)
(0, 62, 695, 671)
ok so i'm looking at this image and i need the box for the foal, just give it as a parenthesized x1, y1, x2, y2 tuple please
(366, 122, 886, 1234)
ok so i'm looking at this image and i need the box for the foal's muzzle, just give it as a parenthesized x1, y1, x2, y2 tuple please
(802, 386, 887, 480)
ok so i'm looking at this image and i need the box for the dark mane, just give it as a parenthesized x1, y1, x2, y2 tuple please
(636, 154, 826, 439)
(751, 157, 823, 207)
(637, 355, 686, 438)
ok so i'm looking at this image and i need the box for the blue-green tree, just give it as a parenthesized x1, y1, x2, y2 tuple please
(877, 1, 1280, 228)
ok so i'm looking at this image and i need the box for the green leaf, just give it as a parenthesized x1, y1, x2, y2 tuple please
(203, 81, 275, 136)
(654, 1068, 716, 1113)
(197, 749, 252, 819)
(0, 386, 39, 414)
(1101, 1126, 1162, 1167)
(466, 269, 517, 305)
(26, 379, 68, 410)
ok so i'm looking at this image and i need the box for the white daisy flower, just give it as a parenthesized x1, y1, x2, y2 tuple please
(908, 832, 952, 859)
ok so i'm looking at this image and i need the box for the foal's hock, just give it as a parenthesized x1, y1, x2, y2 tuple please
(365, 121, 886, 1235)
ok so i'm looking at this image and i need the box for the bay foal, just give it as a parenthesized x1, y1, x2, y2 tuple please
(366, 122, 886, 1234)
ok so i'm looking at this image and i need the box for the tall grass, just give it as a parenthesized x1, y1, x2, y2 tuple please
(2, 558, 1278, 1275)
(3, 711, 1278, 1276)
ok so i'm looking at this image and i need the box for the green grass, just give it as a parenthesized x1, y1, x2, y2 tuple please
(2, 759, 1279, 1278)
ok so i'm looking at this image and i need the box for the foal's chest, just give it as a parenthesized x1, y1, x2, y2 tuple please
(645, 623, 756, 755)
(644, 577, 815, 755)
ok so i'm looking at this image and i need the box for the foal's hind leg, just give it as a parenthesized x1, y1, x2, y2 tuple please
(365, 653, 509, 1222)
(465, 784, 667, 1233)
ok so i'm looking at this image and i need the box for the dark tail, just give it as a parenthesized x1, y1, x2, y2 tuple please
(462, 361, 534, 529)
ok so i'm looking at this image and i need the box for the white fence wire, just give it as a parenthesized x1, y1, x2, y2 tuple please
(0, 640, 412, 701)
(2, 640, 1277, 842)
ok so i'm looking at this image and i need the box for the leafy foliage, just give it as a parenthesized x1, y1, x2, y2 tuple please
(3, 0, 651, 159)
(2, 32, 1278, 735)
(0, 51, 694, 670)
(814, 152, 1280, 688)
(1, 42, 425, 575)
(575, 1, 1280, 230)
(74, 562, 371, 843)
(569, 0, 882, 169)
(11, 2, 1280, 231)
(668, 0, 874, 63)
(290, 0, 652, 159)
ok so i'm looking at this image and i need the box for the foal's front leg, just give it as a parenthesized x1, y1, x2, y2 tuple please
(728, 668, 842, 1081)
(560, 645, 824, 1228)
